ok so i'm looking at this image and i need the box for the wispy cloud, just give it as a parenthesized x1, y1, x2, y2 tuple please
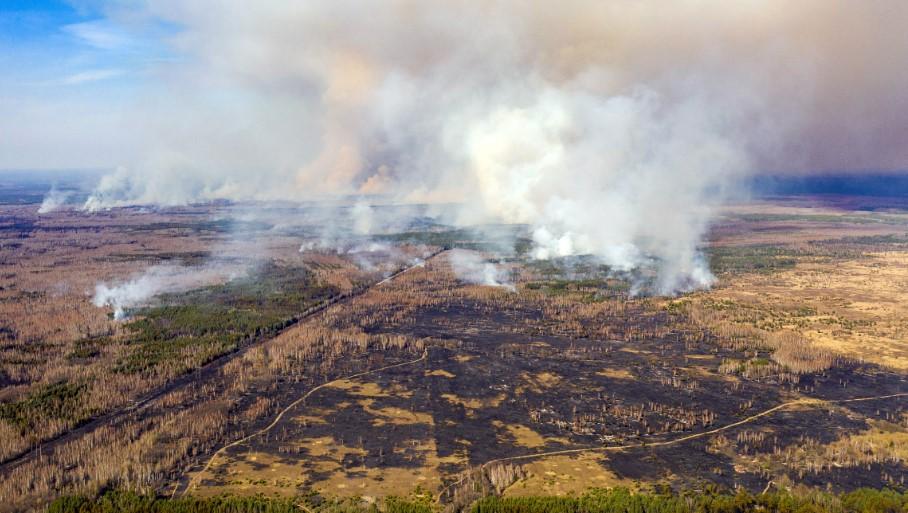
(59, 68, 125, 85)
(63, 20, 134, 51)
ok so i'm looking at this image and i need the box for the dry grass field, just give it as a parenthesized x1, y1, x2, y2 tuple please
(1, 195, 907, 511)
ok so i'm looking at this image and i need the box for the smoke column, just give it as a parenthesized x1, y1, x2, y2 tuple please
(82, 1, 908, 292)
(92, 263, 246, 320)
(38, 185, 71, 214)
(448, 250, 515, 291)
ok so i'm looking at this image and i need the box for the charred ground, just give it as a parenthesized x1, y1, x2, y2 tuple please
(0, 188, 907, 511)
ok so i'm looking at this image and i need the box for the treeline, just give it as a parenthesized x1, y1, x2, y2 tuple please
(48, 492, 299, 513)
(47, 488, 908, 513)
(47, 491, 435, 513)
(471, 488, 908, 513)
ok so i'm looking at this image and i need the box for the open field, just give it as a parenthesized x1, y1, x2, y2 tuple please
(1, 193, 907, 511)
(184, 246, 907, 508)
(7, 1, 908, 511)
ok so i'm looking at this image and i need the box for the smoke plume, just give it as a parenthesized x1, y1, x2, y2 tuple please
(92, 263, 244, 320)
(81, 1, 908, 292)
(448, 250, 514, 291)
(37, 185, 72, 214)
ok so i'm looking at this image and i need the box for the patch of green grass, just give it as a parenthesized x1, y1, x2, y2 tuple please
(732, 213, 895, 225)
(124, 220, 225, 233)
(0, 381, 92, 434)
(817, 234, 908, 247)
(706, 245, 800, 275)
(66, 337, 110, 360)
(524, 278, 629, 301)
(375, 226, 525, 254)
(376, 228, 477, 248)
(104, 251, 212, 264)
(110, 262, 338, 376)
(522, 257, 613, 278)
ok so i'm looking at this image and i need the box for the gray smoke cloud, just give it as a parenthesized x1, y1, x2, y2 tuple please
(38, 185, 72, 214)
(80, 1, 908, 292)
(448, 250, 515, 292)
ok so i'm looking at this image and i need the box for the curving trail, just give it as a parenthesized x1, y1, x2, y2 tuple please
(0, 249, 445, 479)
(181, 350, 429, 496)
(178, 252, 442, 496)
(436, 392, 908, 502)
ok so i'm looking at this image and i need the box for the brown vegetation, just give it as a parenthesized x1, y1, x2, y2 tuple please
(2, 199, 908, 510)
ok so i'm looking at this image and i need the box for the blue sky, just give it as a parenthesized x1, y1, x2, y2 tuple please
(1, 1, 174, 91)
(0, 0, 179, 169)
(1, 1, 906, 176)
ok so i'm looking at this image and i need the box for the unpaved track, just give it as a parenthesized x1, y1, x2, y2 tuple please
(0, 249, 445, 478)
(181, 350, 429, 496)
(437, 391, 908, 502)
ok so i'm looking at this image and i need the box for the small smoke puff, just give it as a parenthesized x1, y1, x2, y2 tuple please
(352, 201, 374, 235)
(346, 241, 389, 254)
(299, 240, 335, 253)
(298, 238, 389, 256)
(37, 186, 71, 214)
(92, 264, 246, 320)
(448, 250, 515, 291)
(92, 271, 167, 320)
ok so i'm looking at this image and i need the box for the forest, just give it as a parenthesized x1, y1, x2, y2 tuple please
(49, 488, 908, 513)
(3, 200, 908, 512)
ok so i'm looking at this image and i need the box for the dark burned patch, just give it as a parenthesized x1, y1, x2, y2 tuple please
(746, 407, 868, 447)
(191, 348, 429, 491)
(371, 303, 544, 340)
(0, 369, 14, 388)
(202, 283, 908, 496)
(0, 216, 36, 236)
(410, 314, 783, 443)
(298, 390, 433, 470)
(803, 363, 908, 403)
(427, 353, 529, 465)
(0, 324, 16, 342)
(266, 306, 793, 475)
(226, 353, 436, 476)
(787, 461, 908, 491)
(244, 458, 272, 472)
(609, 441, 746, 489)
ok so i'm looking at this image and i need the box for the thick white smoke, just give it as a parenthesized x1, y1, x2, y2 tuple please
(461, 87, 745, 291)
(92, 264, 244, 320)
(351, 201, 374, 236)
(37, 185, 72, 214)
(81, 1, 908, 293)
(448, 250, 514, 292)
